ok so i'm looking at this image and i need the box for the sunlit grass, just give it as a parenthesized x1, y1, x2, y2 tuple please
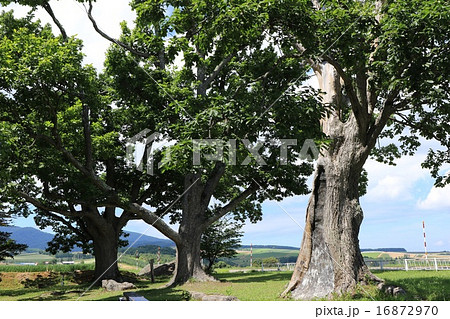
(1, 268, 449, 301)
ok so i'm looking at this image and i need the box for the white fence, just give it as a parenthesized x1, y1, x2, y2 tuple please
(404, 259, 450, 271)
(256, 262, 296, 271)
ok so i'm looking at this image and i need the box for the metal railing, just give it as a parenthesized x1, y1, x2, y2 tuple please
(404, 258, 450, 271)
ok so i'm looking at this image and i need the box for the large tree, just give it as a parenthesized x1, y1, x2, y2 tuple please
(269, 0, 450, 299)
(0, 11, 148, 282)
(100, 0, 323, 285)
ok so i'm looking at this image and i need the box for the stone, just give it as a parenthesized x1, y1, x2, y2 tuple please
(102, 279, 136, 291)
(202, 295, 239, 301)
(384, 286, 394, 295)
(393, 287, 406, 296)
(189, 291, 206, 300)
(138, 262, 175, 277)
(189, 291, 239, 301)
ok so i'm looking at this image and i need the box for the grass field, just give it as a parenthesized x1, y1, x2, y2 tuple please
(375, 270, 450, 301)
(2, 253, 55, 264)
(0, 263, 95, 273)
(237, 248, 299, 259)
(1, 267, 450, 301)
(362, 252, 384, 259)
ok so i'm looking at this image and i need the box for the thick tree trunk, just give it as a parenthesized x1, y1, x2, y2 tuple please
(92, 235, 121, 282)
(168, 173, 215, 286)
(283, 147, 379, 299)
(283, 63, 381, 299)
(169, 231, 214, 286)
(90, 224, 122, 283)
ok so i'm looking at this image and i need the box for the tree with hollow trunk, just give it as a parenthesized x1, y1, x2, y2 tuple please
(273, 0, 450, 299)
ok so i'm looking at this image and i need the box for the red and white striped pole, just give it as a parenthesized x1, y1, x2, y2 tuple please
(250, 243, 253, 268)
(422, 221, 428, 260)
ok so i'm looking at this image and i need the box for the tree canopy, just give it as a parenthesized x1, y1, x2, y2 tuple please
(0, 1, 324, 284)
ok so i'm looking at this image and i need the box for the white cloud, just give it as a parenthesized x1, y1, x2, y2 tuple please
(417, 182, 450, 210)
(364, 154, 428, 203)
(2, 0, 136, 71)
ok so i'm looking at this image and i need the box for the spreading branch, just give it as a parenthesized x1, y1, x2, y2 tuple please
(198, 53, 235, 94)
(13, 190, 83, 218)
(42, 210, 85, 239)
(34, 133, 116, 196)
(42, 1, 67, 41)
(86, 1, 150, 58)
(126, 203, 181, 245)
(322, 55, 368, 129)
(366, 89, 400, 148)
(204, 184, 258, 227)
(201, 162, 226, 208)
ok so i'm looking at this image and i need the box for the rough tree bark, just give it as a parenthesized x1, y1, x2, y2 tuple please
(84, 209, 123, 283)
(283, 63, 381, 299)
(91, 228, 122, 282)
(168, 173, 215, 286)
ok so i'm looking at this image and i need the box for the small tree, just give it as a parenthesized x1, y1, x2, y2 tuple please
(262, 257, 280, 265)
(200, 217, 243, 273)
(0, 211, 27, 261)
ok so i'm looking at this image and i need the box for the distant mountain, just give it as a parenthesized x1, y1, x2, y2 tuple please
(122, 231, 174, 248)
(0, 226, 174, 251)
(0, 226, 53, 250)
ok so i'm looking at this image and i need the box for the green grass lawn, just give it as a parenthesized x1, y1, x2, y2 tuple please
(1, 268, 449, 301)
(185, 270, 292, 301)
(375, 270, 450, 301)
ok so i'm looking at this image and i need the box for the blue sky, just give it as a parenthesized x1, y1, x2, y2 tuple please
(5, 1, 450, 252)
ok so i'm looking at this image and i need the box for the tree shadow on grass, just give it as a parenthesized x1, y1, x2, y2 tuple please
(384, 276, 450, 301)
(0, 287, 85, 301)
(21, 273, 59, 289)
(0, 288, 42, 298)
(18, 290, 75, 301)
(215, 271, 291, 284)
